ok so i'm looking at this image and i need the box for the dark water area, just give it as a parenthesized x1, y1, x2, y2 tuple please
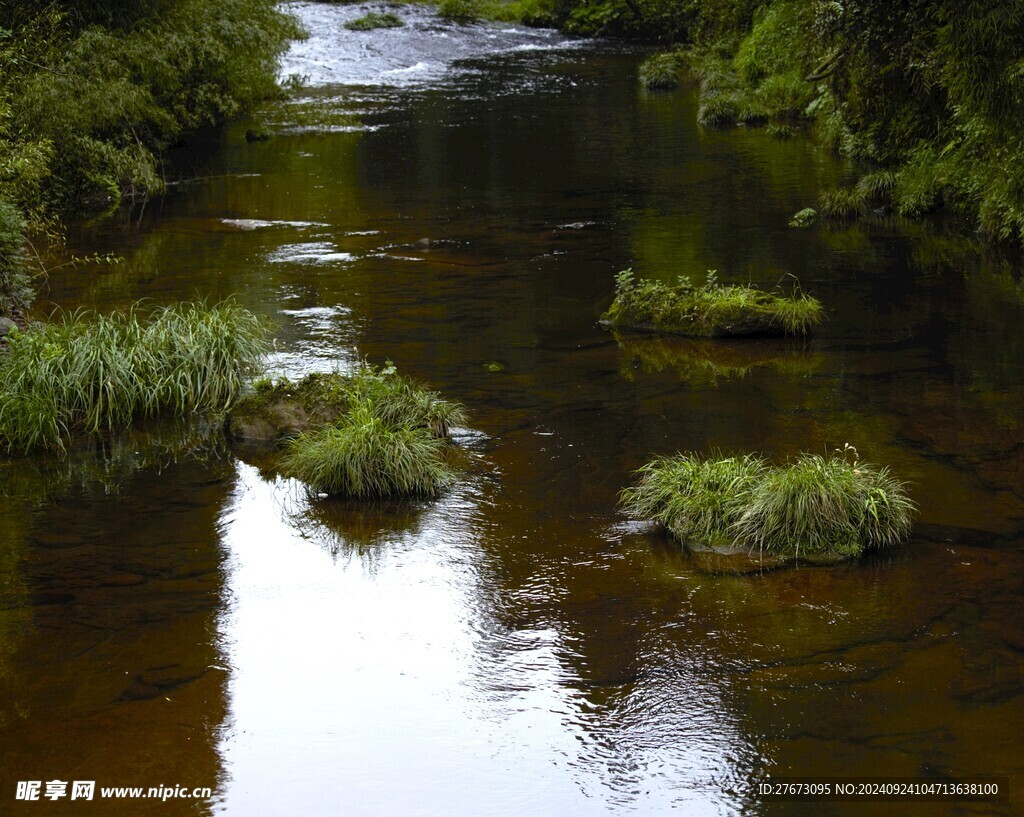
(2, 2, 1023, 814)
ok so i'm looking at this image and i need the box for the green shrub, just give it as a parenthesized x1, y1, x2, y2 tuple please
(622, 448, 915, 560)
(3, 0, 302, 215)
(0, 198, 33, 314)
(344, 12, 405, 31)
(281, 401, 457, 499)
(0, 300, 269, 453)
(602, 269, 824, 337)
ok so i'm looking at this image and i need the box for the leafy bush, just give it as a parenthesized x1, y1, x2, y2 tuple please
(2, 0, 302, 216)
(0, 198, 32, 315)
(0, 300, 269, 453)
(788, 207, 817, 228)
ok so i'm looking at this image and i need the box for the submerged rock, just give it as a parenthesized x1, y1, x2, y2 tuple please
(685, 541, 849, 574)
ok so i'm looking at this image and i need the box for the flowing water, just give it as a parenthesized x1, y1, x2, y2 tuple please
(2, 2, 1023, 814)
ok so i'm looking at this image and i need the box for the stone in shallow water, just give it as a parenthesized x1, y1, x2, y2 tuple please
(685, 542, 849, 574)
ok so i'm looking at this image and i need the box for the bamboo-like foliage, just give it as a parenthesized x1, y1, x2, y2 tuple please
(0, 300, 268, 453)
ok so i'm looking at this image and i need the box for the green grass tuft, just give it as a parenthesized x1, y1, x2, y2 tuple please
(281, 400, 456, 499)
(437, 0, 481, 23)
(697, 93, 739, 127)
(818, 186, 869, 219)
(621, 452, 766, 546)
(622, 450, 916, 560)
(734, 454, 916, 558)
(639, 53, 680, 90)
(0, 300, 268, 453)
(602, 269, 824, 337)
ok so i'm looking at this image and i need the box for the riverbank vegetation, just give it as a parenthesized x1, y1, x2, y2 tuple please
(0, 0, 302, 315)
(602, 268, 823, 337)
(472, 0, 1024, 241)
(621, 448, 915, 560)
(0, 301, 268, 454)
(231, 365, 467, 498)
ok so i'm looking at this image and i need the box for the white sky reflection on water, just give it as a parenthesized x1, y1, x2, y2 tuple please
(213, 464, 741, 816)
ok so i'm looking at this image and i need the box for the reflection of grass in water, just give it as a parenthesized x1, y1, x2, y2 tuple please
(615, 332, 821, 386)
(2, 416, 228, 502)
(289, 493, 429, 561)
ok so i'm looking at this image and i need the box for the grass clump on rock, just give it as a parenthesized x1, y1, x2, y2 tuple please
(344, 12, 404, 31)
(282, 401, 456, 499)
(601, 268, 823, 338)
(0, 300, 268, 454)
(228, 362, 467, 442)
(231, 362, 468, 500)
(621, 446, 915, 562)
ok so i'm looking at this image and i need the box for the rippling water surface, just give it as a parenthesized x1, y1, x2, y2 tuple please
(2, 2, 1022, 815)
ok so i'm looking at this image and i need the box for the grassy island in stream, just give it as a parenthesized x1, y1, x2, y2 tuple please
(0, 301, 269, 454)
(229, 364, 468, 499)
(601, 269, 823, 338)
(621, 448, 915, 563)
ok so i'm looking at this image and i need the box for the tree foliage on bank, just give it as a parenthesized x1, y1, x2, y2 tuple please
(540, 0, 1024, 241)
(0, 0, 301, 315)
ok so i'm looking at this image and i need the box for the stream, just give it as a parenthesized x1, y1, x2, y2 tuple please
(1, 2, 1022, 815)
